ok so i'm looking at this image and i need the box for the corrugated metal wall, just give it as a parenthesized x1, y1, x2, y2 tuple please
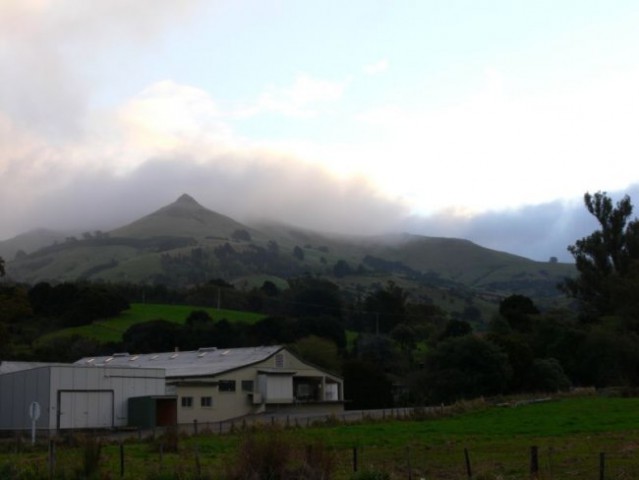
(0, 367, 50, 430)
(0, 365, 166, 431)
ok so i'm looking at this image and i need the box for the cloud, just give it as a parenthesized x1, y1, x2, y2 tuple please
(246, 73, 349, 118)
(402, 185, 639, 262)
(0, 0, 201, 138)
(113, 80, 235, 171)
(364, 59, 389, 75)
(7, 154, 410, 240)
(3, 1, 639, 267)
(352, 67, 639, 215)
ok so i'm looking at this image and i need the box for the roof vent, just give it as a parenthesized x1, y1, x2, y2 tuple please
(112, 352, 130, 357)
(197, 347, 217, 353)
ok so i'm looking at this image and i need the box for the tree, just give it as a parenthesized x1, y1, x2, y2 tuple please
(185, 310, 213, 327)
(123, 319, 182, 353)
(499, 294, 539, 333)
(260, 280, 280, 297)
(342, 359, 394, 410)
(231, 229, 252, 242)
(364, 281, 408, 334)
(292, 336, 341, 373)
(439, 319, 472, 340)
(562, 191, 639, 322)
(292, 245, 305, 261)
(0, 256, 5, 277)
(411, 336, 512, 404)
(525, 358, 571, 393)
(287, 277, 342, 319)
(296, 315, 346, 350)
(332, 259, 353, 278)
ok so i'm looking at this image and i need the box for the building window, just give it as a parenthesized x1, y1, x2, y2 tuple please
(181, 396, 193, 408)
(219, 380, 236, 392)
(241, 380, 254, 392)
(275, 353, 284, 368)
(201, 396, 212, 408)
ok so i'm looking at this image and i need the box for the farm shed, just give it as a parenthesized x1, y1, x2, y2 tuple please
(0, 364, 167, 431)
(76, 346, 344, 424)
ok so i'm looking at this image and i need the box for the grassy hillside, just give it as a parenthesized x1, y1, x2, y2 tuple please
(110, 193, 262, 241)
(0, 228, 75, 259)
(5, 194, 575, 312)
(37, 303, 266, 344)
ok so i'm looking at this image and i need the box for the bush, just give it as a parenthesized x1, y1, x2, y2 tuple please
(350, 471, 390, 480)
(225, 427, 335, 480)
(149, 426, 180, 453)
(77, 434, 102, 479)
(227, 429, 292, 480)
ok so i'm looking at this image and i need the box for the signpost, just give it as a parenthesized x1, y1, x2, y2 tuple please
(29, 401, 41, 445)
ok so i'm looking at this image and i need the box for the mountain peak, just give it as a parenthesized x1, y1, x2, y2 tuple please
(109, 193, 251, 239)
(174, 193, 202, 207)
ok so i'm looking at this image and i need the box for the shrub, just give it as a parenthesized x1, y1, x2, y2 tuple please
(350, 471, 390, 480)
(149, 426, 180, 453)
(77, 434, 102, 479)
(226, 428, 292, 480)
(225, 428, 335, 480)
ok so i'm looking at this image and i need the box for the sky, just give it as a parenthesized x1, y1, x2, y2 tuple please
(2, 0, 639, 262)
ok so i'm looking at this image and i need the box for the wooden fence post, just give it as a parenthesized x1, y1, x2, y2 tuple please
(353, 446, 358, 472)
(48, 439, 56, 480)
(194, 444, 201, 477)
(530, 445, 539, 478)
(119, 442, 125, 479)
(464, 448, 472, 479)
(599, 452, 605, 480)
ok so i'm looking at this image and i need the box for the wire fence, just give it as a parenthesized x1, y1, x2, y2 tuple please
(2, 401, 638, 479)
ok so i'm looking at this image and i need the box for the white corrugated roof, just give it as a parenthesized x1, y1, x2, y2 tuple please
(0, 361, 70, 375)
(74, 346, 283, 378)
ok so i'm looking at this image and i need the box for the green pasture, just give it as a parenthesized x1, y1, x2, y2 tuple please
(5, 395, 639, 479)
(37, 303, 267, 344)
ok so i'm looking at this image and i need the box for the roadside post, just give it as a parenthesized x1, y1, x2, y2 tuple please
(29, 401, 41, 446)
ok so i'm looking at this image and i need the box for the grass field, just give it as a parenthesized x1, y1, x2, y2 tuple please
(37, 303, 267, 344)
(4, 395, 639, 479)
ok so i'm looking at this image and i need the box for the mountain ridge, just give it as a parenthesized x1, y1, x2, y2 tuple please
(3, 194, 575, 309)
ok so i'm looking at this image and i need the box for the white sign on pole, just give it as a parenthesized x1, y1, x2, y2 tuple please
(29, 401, 41, 445)
(29, 401, 41, 421)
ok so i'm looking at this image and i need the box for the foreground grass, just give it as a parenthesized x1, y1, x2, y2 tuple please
(4, 395, 639, 479)
(38, 303, 267, 344)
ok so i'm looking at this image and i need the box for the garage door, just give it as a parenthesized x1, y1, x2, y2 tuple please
(58, 391, 114, 429)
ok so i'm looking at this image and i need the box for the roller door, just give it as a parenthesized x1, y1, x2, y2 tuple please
(58, 390, 114, 429)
